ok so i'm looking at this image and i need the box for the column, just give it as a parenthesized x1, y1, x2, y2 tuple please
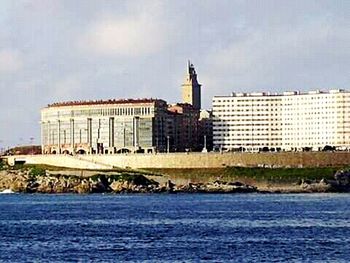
(70, 119, 75, 153)
(87, 118, 92, 151)
(57, 120, 61, 154)
(109, 117, 115, 148)
(47, 121, 51, 146)
(133, 117, 139, 148)
(41, 122, 45, 154)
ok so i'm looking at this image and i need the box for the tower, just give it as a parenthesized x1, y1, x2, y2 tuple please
(182, 61, 201, 110)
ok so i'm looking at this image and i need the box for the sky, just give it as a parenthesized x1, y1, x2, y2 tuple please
(0, 0, 349, 148)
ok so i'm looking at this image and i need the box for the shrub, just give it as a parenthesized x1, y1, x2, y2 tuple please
(323, 145, 336, 151)
(29, 167, 46, 177)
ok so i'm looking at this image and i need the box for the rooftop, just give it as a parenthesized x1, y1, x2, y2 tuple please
(213, 89, 348, 98)
(47, 98, 166, 108)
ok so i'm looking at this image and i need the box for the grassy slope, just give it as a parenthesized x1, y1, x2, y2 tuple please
(3, 161, 341, 186)
(146, 167, 340, 185)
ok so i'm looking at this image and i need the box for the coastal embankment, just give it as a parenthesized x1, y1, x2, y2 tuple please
(4, 151, 350, 169)
(1, 162, 349, 194)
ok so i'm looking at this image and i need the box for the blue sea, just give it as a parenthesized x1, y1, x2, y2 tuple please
(0, 194, 349, 262)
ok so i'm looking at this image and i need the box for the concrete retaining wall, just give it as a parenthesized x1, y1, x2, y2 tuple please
(5, 155, 112, 170)
(4, 152, 350, 169)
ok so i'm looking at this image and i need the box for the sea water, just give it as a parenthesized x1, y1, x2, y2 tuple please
(0, 193, 349, 262)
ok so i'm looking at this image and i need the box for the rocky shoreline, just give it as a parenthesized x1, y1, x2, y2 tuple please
(0, 169, 258, 194)
(0, 167, 349, 194)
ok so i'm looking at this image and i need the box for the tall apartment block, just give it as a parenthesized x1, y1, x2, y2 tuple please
(213, 89, 350, 152)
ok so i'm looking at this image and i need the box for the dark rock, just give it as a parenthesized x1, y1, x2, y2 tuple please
(174, 181, 257, 194)
(334, 170, 350, 186)
(227, 181, 244, 187)
(164, 180, 175, 192)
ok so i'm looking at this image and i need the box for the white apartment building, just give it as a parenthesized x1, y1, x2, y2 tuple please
(213, 89, 350, 152)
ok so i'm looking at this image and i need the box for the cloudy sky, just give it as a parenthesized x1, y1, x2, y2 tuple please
(0, 0, 349, 148)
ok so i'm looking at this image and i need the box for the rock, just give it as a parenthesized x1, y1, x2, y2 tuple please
(227, 181, 244, 187)
(37, 180, 54, 193)
(11, 180, 29, 192)
(164, 180, 175, 192)
(176, 183, 202, 193)
(74, 181, 91, 194)
(91, 181, 109, 193)
(204, 181, 257, 193)
(108, 174, 160, 193)
(90, 174, 111, 193)
(300, 180, 332, 192)
(173, 181, 258, 193)
(334, 170, 350, 186)
(110, 181, 125, 192)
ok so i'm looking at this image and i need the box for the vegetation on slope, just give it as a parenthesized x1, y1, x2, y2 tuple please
(2, 162, 342, 186)
(146, 166, 339, 184)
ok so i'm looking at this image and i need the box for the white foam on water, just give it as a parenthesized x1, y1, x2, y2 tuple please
(0, 189, 14, 194)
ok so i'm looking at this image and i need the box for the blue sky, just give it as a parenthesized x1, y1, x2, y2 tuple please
(0, 0, 349, 148)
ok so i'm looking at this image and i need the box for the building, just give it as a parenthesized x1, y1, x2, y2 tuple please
(213, 89, 350, 152)
(182, 61, 201, 110)
(168, 103, 200, 151)
(41, 99, 172, 154)
(41, 61, 209, 154)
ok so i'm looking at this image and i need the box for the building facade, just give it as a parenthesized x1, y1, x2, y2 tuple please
(168, 103, 200, 151)
(41, 99, 172, 154)
(213, 89, 350, 152)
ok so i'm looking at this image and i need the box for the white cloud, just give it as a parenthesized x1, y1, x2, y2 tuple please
(80, 2, 168, 57)
(52, 76, 82, 101)
(0, 49, 23, 73)
(207, 17, 350, 91)
(0, 0, 349, 147)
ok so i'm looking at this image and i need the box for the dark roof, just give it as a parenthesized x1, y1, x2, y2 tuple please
(47, 98, 166, 108)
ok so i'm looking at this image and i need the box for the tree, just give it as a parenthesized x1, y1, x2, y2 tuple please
(322, 145, 335, 151)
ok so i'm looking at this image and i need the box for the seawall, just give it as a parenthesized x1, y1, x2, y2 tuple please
(4, 152, 350, 169)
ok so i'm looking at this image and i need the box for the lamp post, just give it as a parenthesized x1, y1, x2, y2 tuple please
(30, 137, 34, 155)
(155, 136, 158, 153)
(167, 136, 170, 153)
(0, 140, 3, 155)
(202, 135, 208, 153)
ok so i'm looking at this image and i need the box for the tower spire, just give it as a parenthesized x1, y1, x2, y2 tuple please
(181, 60, 201, 110)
